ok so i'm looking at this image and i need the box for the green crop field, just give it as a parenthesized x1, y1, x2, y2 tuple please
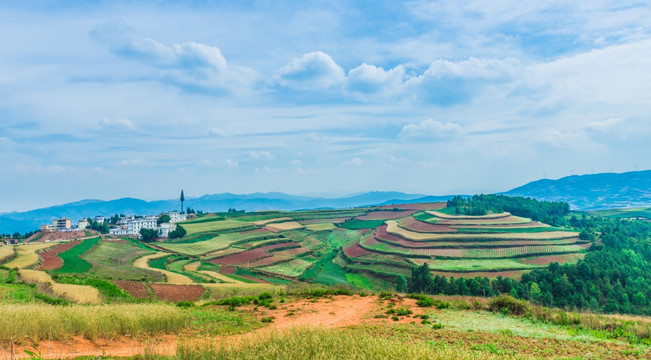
(82, 239, 163, 282)
(410, 258, 543, 271)
(159, 231, 282, 255)
(340, 219, 385, 229)
(182, 219, 253, 236)
(259, 258, 313, 277)
(56, 237, 101, 274)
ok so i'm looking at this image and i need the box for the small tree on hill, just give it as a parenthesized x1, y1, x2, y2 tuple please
(140, 228, 157, 242)
(168, 224, 186, 239)
(157, 214, 171, 225)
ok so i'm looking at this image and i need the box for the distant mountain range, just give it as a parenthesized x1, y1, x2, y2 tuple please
(504, 170, 651, 210)
(0, 192, 454, 234)
(3, 170, 650, 234)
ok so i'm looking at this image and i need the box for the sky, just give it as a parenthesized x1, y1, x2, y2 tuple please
(1, 0, 650, 213)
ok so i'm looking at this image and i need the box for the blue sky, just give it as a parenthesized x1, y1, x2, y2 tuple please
(1, 1, 650, 212)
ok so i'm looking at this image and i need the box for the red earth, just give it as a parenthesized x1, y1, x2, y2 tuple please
(209, 242, 302, 266)
(248, 247, 310, 267)
(114, 281, 151, 299)
(149, 284, 205, 302)
(38, 241, 81, 270)
(398, 217, 457, 233)
(343, 242, 371, 258)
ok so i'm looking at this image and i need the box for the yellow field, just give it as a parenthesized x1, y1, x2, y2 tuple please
(265, 221, 304, 231)
(184, 261, 201, 271)
(252, 217, 293, 225)
(19, 269, 101, 304)
(386, 220, 579, 241)
(427, 210, 511, 219)
(304, 223, 336, 231)
(4, 242, 58, 269)
(0, 245, 15, 264)
(133, 253, 194, 284)
(198, 270, 242, 284)
(183, 219, 252, 236)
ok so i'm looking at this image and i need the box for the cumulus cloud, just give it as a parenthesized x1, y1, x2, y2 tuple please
(275, 51, 345, 90)
(90, 20, 256, 94)
(99, 118, 135, 129)
(405, 57, 517, 105)
(209, 127, 226, 136)
(399, 119, 464, 140)
(249, 150, 274, 159)
(343, 157, 363, 165)
(344, 63, 405, 98)
(225, 159, 239, 169)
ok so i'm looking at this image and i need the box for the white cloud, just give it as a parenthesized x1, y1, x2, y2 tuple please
(290, 159, 302, 166)
(275, 51, 345, 90)
(399, 119, 464, 139)
(343, 157, 363, 166)
(225, 159, 239, 169)
(344, 63, 405, 98)
(249, 150, 274, 159)
(90, 20, 257, 94)
(209, 127, 226, 136)
(119, 159, 144, 166)
(587, 118, 623, 132)
(99, 118, 135, 129)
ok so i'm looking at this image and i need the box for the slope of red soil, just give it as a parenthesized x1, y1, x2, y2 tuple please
(150, 284, 205, 302)
(399, 217, 456, 233)
(209, 242, 301, 265)
(343, 243, 371, 258)
(38, 241, 81, 270)
(114, 281, 150, 299)
(355, 210, 415, 220)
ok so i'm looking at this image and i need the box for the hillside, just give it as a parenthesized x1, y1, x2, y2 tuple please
(0, 192, 453, 234)
(505, 170, 651, 210)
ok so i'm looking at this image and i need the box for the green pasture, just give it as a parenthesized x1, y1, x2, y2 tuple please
(56, 237, 101, 274)
(182, 219, 254, 237)
(411, 258, 543, 272)
(340, 219, 385, 230)
(82, 239, 163, 282)
(258, 258, 313, 277)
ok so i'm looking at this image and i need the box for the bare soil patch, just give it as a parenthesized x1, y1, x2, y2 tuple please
(209, 242, 302, 265)
(399, 217, 457, 233)
(35, 231, 95, 242)
(519, 253, 585, 266)
(343, 243, 371, 258)
(150, 284, 206, 302)
(114, 281, 151, 299)
(38, 241, 80, 270)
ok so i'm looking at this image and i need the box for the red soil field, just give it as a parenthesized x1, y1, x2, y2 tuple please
(114, 281, 150, 299)
(378, 202, 446, 211)
(38, 241, 81, 270)
(248, 247, 311, 267)
(150, 284, 205, 302)
(299, 217, 351, 224)
(343, 243, 371, 258)
(520, 253, 585, 266)
(103, 238, 129, 243)
(355, 210, 415, 220)
(209, 242, 302, 265)
(219, 265, 236, 274)
(36, 231, 95, 242)
(398, 217, 457, 233)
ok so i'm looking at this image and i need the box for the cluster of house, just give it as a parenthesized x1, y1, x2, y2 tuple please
(41, 211, 189, 239)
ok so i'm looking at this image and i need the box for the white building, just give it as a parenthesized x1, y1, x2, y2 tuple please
(77, 218, 89, 230)
(109, 226, 130, 236)
(93, 215, 105, 224)
(157, 223, 176, 238)
(126, 216, 158, 235)
(167, 211, 187, 223)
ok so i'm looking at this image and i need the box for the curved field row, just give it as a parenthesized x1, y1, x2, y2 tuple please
(258, 258, 313, 277)
(355, 210, 415, 221)
(452, 222, 550, 229)
(412, 244, 590, 259)
(19, 269, 101, 304)
(248, 247, 310, 267)
(252, 217, 293, 225)
(430, 270, 529, 279)
(38, 241, 80, 270)
(197, 270, 242, 283)
(343, 242, 371, 258)
(4, 243, 58, 269)
(518, 253, 586, 266)
(202, 247, 245, 260)
(408, 258, 543, 272)
(265, 221, 304, 232)
(435, 216, 533, 225)
(132, 253, 193, 284)
(158, 230, 280, 256)
(398, 217, 457, 233)
(385, 221, 579, 241)
(299, 217, 351, 225)
(183, 261, 201, 272)
(378, 202, 446, 211)
(427, 210, 512, 220)
(304, 223, 336, 231)
(208, 242, 302, 266)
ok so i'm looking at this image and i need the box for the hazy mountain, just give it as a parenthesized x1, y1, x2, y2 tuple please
(504, 170, 651, 210)
(0, 191, 433, 234)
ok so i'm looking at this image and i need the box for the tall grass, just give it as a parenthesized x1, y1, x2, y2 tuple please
(176, 327, 500, 360)
(0, 303, 187, 341)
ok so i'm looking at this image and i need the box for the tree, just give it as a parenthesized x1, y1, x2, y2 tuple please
(157, 214, 171, 225)
(180, 190, 185, 213)
(140, 228, 157, 242)
(529, 282, 542, 304)
(168, 225, 186, 239)
(395, 275, 407, 293)
(408, 263, 434, 293)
